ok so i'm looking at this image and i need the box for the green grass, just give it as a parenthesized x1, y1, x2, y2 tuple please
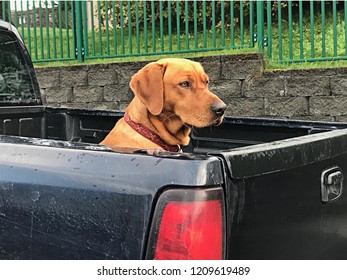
(264, 11, 347, 69)
(266, 59, 347, 70)
(33, 47, 258, 68)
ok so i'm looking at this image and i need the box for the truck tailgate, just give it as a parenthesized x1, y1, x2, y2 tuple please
(216, 128, 347, 259)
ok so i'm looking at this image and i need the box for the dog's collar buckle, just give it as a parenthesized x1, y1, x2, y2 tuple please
(124, 113, 181, 153)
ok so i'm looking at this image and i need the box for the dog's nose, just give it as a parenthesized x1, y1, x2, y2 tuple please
(210, 101, 227, 117)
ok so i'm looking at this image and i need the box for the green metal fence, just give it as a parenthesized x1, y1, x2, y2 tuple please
(0, 0, 255, 63)
(1, 0, 347, 64)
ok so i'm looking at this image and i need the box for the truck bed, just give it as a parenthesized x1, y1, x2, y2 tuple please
(2, 105, 346, 152)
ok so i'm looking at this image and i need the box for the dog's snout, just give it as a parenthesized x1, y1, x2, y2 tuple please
(210, 101, 227, 117)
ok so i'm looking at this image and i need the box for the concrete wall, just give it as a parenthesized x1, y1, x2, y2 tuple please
(36, 53, 347, 122)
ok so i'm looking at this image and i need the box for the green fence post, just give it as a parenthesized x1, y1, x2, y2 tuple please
(288, 0, 293, 60)
(168, 0, 172, 51)
(256, 0, 264, 52)
(0, 1, 9, 22)
(160, 0, 164, 52)
(26, 1, 31, 55)
(185, 0, 189, 50)
(127, 0, 132, 55)
(321, 0, 326, 58)
(345, 0, 347, 56)
(33, 1, 38, 60)
(1, 1, 5, 20)
(194, 0, 198, 49)
(51, 0, 57, 59)
(240, 0, 244, 46)
(176, 0, 181, 51)
(332, 0, 337, 57)
(230, 1, 234, 47)
(74, 1, 84, 63)
(310, 0, 315, 58)
(82, 1, 89, 58)
(221, 0, 225, 48)
(136, 0, 140, 54)
(278, 0, 283, 61)
(249, 0, 254, 48)
(152, 0, 156, 52)
(299, 0, 304, 59)
(143, 0, 148, 53)
(266, 0, 272, 58)
(202, 0, 207, 48)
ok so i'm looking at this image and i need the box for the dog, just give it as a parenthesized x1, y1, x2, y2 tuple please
(100, 58, 227, 152)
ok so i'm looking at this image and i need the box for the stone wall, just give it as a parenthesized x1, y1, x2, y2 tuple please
(36, 53, 347, 122)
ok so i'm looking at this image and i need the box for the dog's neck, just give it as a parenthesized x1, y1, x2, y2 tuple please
(126, 98, 191, 147)
(150, 114, 191, 146)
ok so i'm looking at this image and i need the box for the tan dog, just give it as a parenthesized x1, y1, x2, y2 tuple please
(100, 58, 227, 152)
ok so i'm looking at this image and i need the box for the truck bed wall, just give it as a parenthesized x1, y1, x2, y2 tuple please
(0, 106, 45, 138)
(3, 106, 347, 153)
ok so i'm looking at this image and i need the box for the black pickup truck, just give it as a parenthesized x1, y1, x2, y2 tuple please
(1, 20, 347, 260)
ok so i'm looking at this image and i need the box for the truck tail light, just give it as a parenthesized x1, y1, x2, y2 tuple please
(146, 187, 225, 260)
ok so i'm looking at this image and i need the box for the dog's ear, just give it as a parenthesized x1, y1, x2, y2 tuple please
(129, 61, 167, 116)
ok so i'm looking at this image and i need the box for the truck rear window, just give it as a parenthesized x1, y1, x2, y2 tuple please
(0, 30, 37, 104)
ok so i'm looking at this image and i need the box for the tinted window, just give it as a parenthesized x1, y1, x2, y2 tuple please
(0, 30, 38, 104)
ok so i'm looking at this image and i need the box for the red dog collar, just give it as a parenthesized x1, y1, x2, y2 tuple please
(124, 113, 181, 152)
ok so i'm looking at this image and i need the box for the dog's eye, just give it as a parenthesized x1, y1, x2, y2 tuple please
(206, 80, 209, 85)
(178, 81, 191, 88)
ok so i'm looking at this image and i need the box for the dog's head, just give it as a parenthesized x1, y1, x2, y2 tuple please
(129, 58, 227, 128)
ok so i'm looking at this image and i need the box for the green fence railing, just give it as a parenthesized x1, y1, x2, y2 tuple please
(79, 0, 255, 61)
(0, 0, 255, 63)
(1, 1, 347, 65)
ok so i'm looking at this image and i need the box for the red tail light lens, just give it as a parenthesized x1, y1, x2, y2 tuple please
(146, 187, 225, 260)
